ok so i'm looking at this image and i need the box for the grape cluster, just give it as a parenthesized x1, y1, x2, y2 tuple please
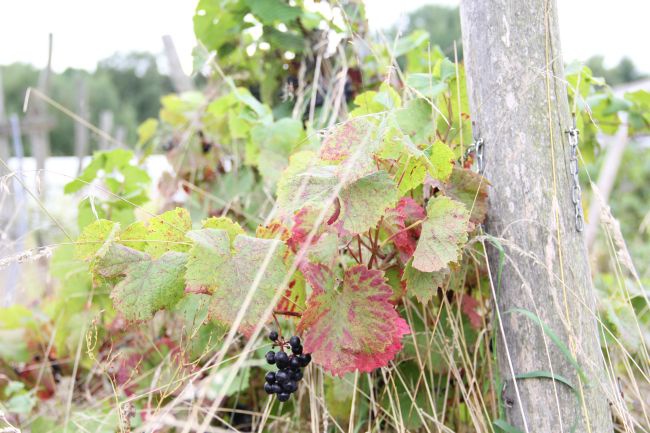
(263, 331, 311, 402)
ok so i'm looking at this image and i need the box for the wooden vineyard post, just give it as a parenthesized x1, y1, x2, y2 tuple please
(459, 0, 614, 431)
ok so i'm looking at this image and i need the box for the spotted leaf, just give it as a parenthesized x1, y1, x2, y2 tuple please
(185, 229, 287, 337)
(95, 243, 188, 321)
(412, 196, 469, 273)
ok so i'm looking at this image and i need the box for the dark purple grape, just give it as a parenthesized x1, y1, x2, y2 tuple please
(270, 383, 282, 394)
(289, 336, 301, 348)
(290, 369, 303, 381)
(269, 330, 279, 341)
(283, 380, 297, 393)
(291, 345, 303, 355)
(278, 392, 290, 402)
(265, 351, 276, 365)
(275, 370, 289, 384)
(275, 351, 289, 368)
(303, 353, 311, 365)
(264, 382, 274, 394)
(265, 371, 276, 383)
(290, 357, 301, 369)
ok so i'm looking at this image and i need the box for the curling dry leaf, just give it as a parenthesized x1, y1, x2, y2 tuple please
(412, 196, 469, 273)
(185, 229, 287, 337)
(95, 243, 187, 321)
(297, 265, 410, 376)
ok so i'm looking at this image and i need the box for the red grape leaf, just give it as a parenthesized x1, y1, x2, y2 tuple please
(412, 196, 469, 273)
(384, 197, 426, 263)
(460, 294, 482, 329)
(320, 118, 379, 182)
(297, 264, 410, 376)
(185, 229, 287, 337)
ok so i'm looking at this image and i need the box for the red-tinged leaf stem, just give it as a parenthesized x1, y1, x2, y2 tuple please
(273, 310, 302, 318)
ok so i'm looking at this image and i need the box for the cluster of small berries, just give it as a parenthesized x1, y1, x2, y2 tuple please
(263, 331, 311, 402)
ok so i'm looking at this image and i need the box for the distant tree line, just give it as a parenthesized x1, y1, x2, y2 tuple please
(1, 52, 174, 156)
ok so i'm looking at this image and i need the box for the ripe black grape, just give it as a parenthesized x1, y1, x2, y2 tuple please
(290, 357, 301, 369)
(290, 369, 303, 381)
(291, 344, 303, 355)
(269, 330, 279, 341)
(275, 351, 289, 368)
(283, 380, 297, 393)
(265, 371, 276, 383)
(278, 392, 290, 402)
(264, 383, 274, 394)
(265, 351, 276, 365)
(289, 336, 301, 348)
(270, 383, 282, 394)
(275, 370, 289, 384)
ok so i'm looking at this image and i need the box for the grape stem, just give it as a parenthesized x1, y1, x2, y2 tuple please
(273, 310, 302, 318)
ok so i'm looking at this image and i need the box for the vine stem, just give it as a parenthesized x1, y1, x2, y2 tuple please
(379, 218, 425, 248)
(273, 310, 302, 318)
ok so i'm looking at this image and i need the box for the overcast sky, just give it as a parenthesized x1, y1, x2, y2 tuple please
(1, 0, 648, 75)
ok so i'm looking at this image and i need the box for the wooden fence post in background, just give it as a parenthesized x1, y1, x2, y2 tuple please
(162, 35, 194, 93)
(0, 69, 10, 175)
(26, 33, 53, 195)
(98, 110, 114, 151)
(460, 1, 614, 431)
(74, 75, 89, 174)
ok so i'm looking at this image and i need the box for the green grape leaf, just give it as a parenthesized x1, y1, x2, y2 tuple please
(95, 244, 188, 321)
(297, 265, 410, 376)
(276, 152, 339, 213)
(412, 196, 469, 273)
(339, 171, 399, 234)
(144, 207, 192, 258)
(395, 156, 427, 193)
(428, 140, 455, 181)
(75, 219, 120, 260)
(245, 0, 301, 24)
(185, 229, 287, 337)
(350, 84, 401, 117)
(402, 260, 448, 304)
(120, 221, 148, 251)
(395, 98, 434, 143)
(252, 117, 305, 186)
(437, 167, 489, 227)
(137, 118, 158, 146)
(404, 73, 448, 99)
(202, 216, 245, 243)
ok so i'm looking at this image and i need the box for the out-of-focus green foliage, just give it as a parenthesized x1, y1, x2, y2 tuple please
(585, 55, 647, 86)
(402, 5, 462, 59)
